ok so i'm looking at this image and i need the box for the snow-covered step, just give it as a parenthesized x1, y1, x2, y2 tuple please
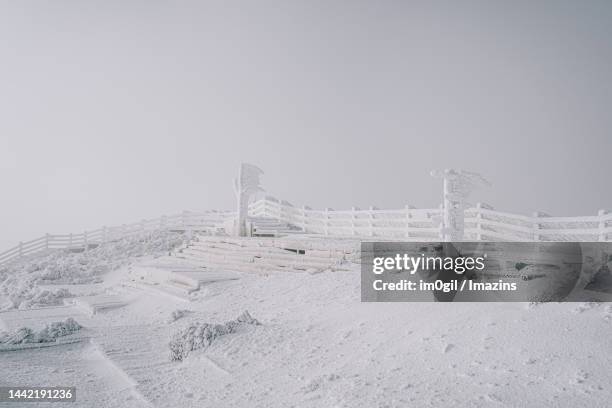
(195, 235, 360, 257)
(175, 253, 346, 274)
(172, 257, 270, 275)
(181, 249, 343, 270)
(182, 246, 342, 267)
(175, 235, 357, 274)
(185, 245, 288, 260)
(129, 263, 241, 300)
(124, 278, 196, 302)
(187, 242, 346, 259)
(181, 248, 256, 263)
(168, 270, 240, 290)
(275, 239, 359, 254)
(189, 241, 349, 262)
(252, 228, 303, 237)
(174, 254, 285, 272)
(248, 217, 300, 237)
(71, 295, 130, 315)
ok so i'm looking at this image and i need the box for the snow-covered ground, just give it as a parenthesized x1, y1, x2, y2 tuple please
(1, 234, 611, 407)
(0, 231, 187, 311)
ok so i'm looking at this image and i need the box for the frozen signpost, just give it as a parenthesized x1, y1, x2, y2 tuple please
(233, 163, 265, 237)
(431, 169, 491, 241)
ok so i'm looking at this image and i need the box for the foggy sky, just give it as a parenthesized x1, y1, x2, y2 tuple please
(2, 1, 612, 250)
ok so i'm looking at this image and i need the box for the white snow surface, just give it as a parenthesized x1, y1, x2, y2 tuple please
(0, 230, 187, 311)
(0, 235, 611, 407)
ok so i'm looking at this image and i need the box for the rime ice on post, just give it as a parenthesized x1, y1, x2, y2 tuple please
(431, 169, 490, 241)
(233, 163, 265, 237)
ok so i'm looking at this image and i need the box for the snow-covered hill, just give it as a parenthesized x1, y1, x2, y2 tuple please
(1, 233, 610, 407)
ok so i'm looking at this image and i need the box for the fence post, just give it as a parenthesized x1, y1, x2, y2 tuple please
(84, 231, 89, 252)
(18, 241, 23, 258)
(257, 197, 264, 217)
(269, 198, 275, 219)
(45, 233, 50, 250)
(476, 202, 483, 241)
(324, 208, 329, 236)
(182, 211, 188, 230)
(369, 206, 375, 237)
(404, 205, 414, 239)
(532, 212, 549, 242)
(598, 209, 609, 242)
(436, 203, 444, 240)
(277, 201, 283, 223)
(301, 206, 307, 232)
(69, 233, 73, 248)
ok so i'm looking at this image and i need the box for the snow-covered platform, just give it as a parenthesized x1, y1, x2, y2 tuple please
(70, 295, 131, 315)
(128, 262, 242, 301)
(168, 270, 240, 291)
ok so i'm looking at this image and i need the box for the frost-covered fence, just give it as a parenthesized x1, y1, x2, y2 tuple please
(249, 196, 612, 242)
(249, 197, 441, 239)
(2, 198, 611, 267)
(463, 206, 612, 242)
(0, 210, 235, 267)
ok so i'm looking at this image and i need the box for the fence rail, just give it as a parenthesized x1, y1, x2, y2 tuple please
(0, 210, 236, 267)
(1, 197, 610, 267)
(250, 197, 611, 242)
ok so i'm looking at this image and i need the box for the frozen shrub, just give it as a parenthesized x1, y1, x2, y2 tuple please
(169, 311, 260, 362)
(18, 288, 74, 310)
(0, 230, 189, 310)
(0, 318, 82, 345)
(36, 318, 82, 342)
(0, 327, 35, 345)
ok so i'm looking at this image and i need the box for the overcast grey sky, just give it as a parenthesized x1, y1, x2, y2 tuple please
(1, 1, 612, 250)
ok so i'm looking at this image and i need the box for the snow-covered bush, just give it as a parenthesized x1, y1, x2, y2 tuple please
(0, 318, 82, 345)
(36, 317, 82, 342)
(0, 230, 188, 310)
(17, 288, 74, 310)
(169, 311, 260, 362)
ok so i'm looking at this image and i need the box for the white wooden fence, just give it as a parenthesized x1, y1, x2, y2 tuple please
(1, 197, 610, 267)
(249, 196, 612, 242)
(0, 210, 235, 267)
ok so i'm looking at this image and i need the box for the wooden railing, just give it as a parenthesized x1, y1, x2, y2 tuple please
(1, 197, 610, 267)
(250, 197, 612, 242)
(0, 210, 235, 267)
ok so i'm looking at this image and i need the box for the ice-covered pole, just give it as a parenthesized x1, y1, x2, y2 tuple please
(233, 163, 264, 237)
(431, 169, 490, 241)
